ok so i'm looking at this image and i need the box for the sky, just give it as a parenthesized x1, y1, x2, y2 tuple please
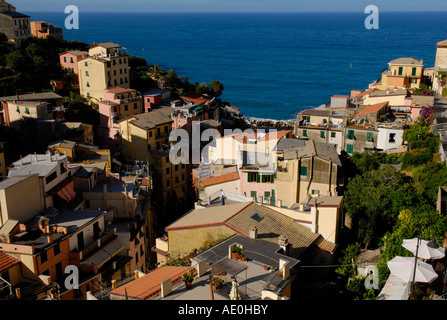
(16, 0, 447, 13)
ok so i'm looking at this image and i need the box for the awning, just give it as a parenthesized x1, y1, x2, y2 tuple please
(212, 258, 248, 277)
(49, 178, 76, 202)
(82, 239, 125, 269)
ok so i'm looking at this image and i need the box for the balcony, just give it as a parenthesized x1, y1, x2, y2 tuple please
(71, 230, 117, 262)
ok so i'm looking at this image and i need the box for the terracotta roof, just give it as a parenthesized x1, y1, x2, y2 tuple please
(110, 266, 195, 300)
(355, 101, 388, 117)
(202, 171, 239, 187)
(105, 87, 137, 94)
(356, 88, 379, 99)
(0, 252, 20, 272)
(181, 93, 213, 105)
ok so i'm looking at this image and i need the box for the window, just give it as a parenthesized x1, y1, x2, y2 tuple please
(389, 133, 396, 143)
(347, 130, 355, 140)
(166, 179, 170, 187)
(53, 243, 61, 256)
(250, 191, 257, 198)
(300, 166, 308, 176)
(40, 251, 48, 264)
(320, 131, 325, 139)
(45, 171, 57, 185)
(412, 67, 417, 76)
(311, 189, 319, 195)
(124, 105, 128, 111)
(347, 144, 354, 154)
(398, 67, 403, 75)
(264, 191, 271, 200)
(86, 81, 90, 87)
(166, 167, 170, 175)
(85, 71, 89, 77)
(247, 172, 257, 182)
(331, 132, 336, 138)
(149, 131, 153, 138)
(24, 107, 30, 114)
(175, 165, 178, 171)
(60, 162, 67, 174)
(262, 174, 274, 183)
(366, 132, 373, 142)
(134, 103, 137, 109)
(63, 56, 67, 63)
(302, 129, 307, 137)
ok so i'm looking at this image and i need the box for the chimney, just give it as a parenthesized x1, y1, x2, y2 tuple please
(278, 235, 290, 255)
(276, 199, 282, 208)
(161, 278, 172, 298)
(46, 234, 53, 244)
(249, 226, 258, 239)
(279, 258, 290, 280)
(311, 205, 318, 233)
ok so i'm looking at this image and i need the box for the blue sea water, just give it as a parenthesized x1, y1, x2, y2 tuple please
(26, 12, 447, 120)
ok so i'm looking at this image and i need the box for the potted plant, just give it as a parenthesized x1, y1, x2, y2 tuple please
(180, 271, 196, 289)
(212, 278, 224, 291)
(231, 246, 244, 260)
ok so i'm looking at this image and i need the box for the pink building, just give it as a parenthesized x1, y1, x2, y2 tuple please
(59, 50, 88, 75)
(98, 87, 143, 149)
(142, 89, 171, 112)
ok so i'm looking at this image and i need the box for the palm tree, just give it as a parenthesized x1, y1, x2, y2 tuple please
(148, 64, 165, 88)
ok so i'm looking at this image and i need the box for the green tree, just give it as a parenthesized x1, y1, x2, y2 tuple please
(209, 79, 224, 97)
(344, 165, 414, 248)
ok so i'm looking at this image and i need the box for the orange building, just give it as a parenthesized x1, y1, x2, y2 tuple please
(30, 21, 63, 40)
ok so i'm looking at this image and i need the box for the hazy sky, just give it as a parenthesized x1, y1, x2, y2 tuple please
(17, 0, 447, 13)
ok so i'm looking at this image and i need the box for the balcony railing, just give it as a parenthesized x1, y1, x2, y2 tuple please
(79, 230, 116, 262)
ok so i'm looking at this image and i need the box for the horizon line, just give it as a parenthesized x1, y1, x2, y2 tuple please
(23, 10, 447, 14)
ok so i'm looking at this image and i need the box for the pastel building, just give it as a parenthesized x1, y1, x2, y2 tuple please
(377, 57, 424, 90)
(59, 50, 89, 75)
(142, 89, 171, 112)
(78, 42, 130, 102)
(433, 39, 447, 95)
(30, 21, 63, 39)
(0, 0, 30, 48)
(97, 87, 143, 149)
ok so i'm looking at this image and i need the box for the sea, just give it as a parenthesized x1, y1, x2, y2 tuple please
(25, 11, 447, 121)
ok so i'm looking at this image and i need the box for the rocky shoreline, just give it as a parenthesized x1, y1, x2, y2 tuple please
(245, 117, 296, 130)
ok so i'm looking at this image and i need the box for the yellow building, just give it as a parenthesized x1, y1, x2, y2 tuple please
(154, 200, 339, 267)
(0, 1, 30, 48)
(78, 42, 130, 102)
(0, 175, 44, 228)
(119, 107, 187, 218)
(275, 140, 343, 208)
(378, 57, 424, 90)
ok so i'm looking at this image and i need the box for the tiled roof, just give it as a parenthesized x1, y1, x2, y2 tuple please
(105, 87, 136, 94)
(181, 93, 213, 105)
(356, 88, 379, 99)
(166, 202, 253, 231)
(225, 203, 322, 259)
(0, 252, 20, 272)
(125, 107, 173, 130)
(202, 171, 239, 187)
(389, 57, 423, 66)
(355, 101, 388, 117)
(110, 266, 195, 300)
(437, 39, 447, 48)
